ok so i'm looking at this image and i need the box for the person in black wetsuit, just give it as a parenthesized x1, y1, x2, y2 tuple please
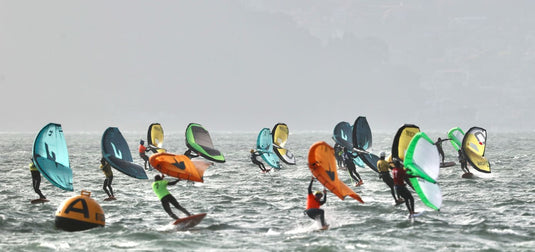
(334, 143, 344, 168)
(29, 159, 46, 199)
(343, 148, 363, 187)
(392, 159, 417, 217)
(100, 157, 115, 200)
(377, 152, 403, 204)
(435, 137, 450, 164)
(152, 175, 191, 220)
(458, 150, 471, 174)
(250, 149, 269, 172)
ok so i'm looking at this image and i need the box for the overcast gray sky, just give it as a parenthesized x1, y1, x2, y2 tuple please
(1, 1, 534, 133)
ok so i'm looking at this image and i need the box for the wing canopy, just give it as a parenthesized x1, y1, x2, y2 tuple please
(185, 123, 225, 163)
(33, 123, 73, 191)
(308, 141, 363, 203)
(101, 127, 147, 179)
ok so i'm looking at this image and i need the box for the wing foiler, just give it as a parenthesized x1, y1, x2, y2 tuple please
(33, 123, 73, 191)
(308, 141, 364, 203)
(333, 121, 365, 168)
(448, 127, 465, 151)
(352, 116, 379, 173)
(149, 153, 210, 182)
(185, 123, 225, 163)
(272, 123, 296, 165)
(101, 127, 148, 179)
(147, 123, 166, 153)
(257, 128, 281, 169)
(462, 127, 491, 173)
(404, 132, 442, 211)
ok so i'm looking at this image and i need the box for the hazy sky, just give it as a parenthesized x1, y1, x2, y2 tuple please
(1, 1, 534, 133)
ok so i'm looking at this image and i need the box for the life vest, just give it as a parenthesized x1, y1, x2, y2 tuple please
(392, 167, 407, 186)
(152, 180, 170, 200)
(139, 144, 147, 154)
(306, 193, 321, 209)
(377, 159, 390, 173)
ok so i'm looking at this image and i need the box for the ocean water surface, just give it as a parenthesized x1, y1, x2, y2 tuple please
(0, 131, 534, 251)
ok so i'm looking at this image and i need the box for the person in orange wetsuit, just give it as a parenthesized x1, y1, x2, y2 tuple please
(139, 140, 152, 170)
(304, 177, 328, 228)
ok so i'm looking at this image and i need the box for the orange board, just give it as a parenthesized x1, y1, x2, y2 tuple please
(308, 141, 364, 203)
(149, 153, 209, 182)
(173, 213, 206, 230)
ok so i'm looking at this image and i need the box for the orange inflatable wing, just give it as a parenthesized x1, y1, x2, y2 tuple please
(308, 141, 364, 203)
(149, 153, 206, 182)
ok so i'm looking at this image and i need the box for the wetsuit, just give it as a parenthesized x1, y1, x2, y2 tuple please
(152, 179, 191, 219)
(139, 144, 149, 169)
(304, 179, 327, 226)
(458, 150, 470, 173)
(334, 144, 344, 168)
(377, 158, 399, 202)
(250, 151, 268, 172)
(436, 138, 448, 163)
(392, 166, 415, 214)
(100, 160, 114, 198)
(343, 151, 362, 185)
(30, 163, 45, 199)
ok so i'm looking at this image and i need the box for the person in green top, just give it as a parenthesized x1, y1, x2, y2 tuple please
(100, 157, 115, 200)
(29, 159, 46, 199)
(152, 174, 191, 220)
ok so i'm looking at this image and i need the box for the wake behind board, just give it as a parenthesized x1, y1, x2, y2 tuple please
(440, 161, 456, 168)
(408, 210, 425, 219)
(173, 213, 206, 230)
(311, 222, 330, 232)
(30, 199, 49, 204)
(462, 172, 475, 179)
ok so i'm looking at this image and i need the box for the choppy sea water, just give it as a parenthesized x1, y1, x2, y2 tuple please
(0, 131, 534, 251)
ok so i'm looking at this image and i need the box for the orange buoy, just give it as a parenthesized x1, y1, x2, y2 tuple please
(55, 190, 105, 231)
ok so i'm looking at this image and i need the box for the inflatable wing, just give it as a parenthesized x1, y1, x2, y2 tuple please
(33, 123, 73, 191)
(308, 141, 363, 203)
(149, 153, 209, 182)
(392, 124, 420, 161)
(147, 123, 166, 153)
(101, 127, 147, 179)
(462, 127, 491, 173)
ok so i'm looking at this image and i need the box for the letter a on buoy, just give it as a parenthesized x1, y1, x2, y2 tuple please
(55, 190, 105, 231)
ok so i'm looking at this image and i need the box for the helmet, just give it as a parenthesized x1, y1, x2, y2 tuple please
(314, 191, 323, 197)
(380, 152, 386, 158)
(250, 149, 255, 153)
(154, 175, 162, 181)
(140, 139, 145, 145)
